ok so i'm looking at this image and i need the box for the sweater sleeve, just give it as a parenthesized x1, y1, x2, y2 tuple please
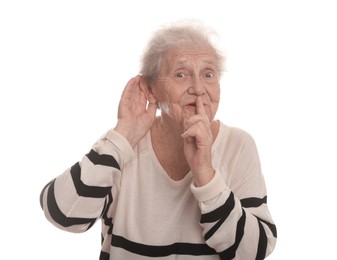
(190, 131, 277, 260)
(40, 129, 134, 233)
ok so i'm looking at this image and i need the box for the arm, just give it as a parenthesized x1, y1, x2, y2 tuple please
(191, 132, 277, 259)
(40, 75, 157, 232)
(114, 75, 157, 148)
(40, 129, 134, 233)
(182, 97, 276, 259)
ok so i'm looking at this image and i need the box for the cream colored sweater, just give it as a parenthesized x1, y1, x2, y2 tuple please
(40, 122, 277, 259)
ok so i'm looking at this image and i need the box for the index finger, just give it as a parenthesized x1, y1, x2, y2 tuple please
(196, 96, 205, 115)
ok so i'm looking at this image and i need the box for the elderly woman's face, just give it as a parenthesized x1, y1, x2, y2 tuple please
(153, 45, 220, 126)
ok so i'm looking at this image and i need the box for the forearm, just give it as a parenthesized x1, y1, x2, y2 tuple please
(40, 129, 134, 232)
(40, 166, 109, 233)
(191, 172, 277, 259)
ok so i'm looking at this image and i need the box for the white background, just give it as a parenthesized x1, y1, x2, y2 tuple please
(1, 0, 336, 259)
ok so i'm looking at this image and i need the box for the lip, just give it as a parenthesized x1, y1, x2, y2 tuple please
(187, 102, 196, 107)
(184, 102, 197, 109)
(183, 102, 208, 112)
(184, 102, 207, 107)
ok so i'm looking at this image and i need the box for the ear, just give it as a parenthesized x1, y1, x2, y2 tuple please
(140, 77, 157, 103)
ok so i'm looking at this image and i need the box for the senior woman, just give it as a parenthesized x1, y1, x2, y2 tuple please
(40, 21, 277, 259)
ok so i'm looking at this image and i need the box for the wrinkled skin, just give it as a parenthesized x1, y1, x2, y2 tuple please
(115, 45, 221, 186)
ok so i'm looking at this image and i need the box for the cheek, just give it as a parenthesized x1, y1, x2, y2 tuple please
(166, 82, 185, 104)
(210, 102, 219, 117)
(152, 80, 177, 115)
(159, 85, 184, 106)
(152, 78, 170, 102)
(208, 87, 220, 118)
(209, 85, 221, 102)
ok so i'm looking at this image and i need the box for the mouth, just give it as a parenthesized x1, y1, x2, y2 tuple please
(185, 102, 197, 110)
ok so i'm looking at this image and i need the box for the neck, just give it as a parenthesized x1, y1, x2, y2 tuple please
(150, 116, 189, 180)
(152, 116, 184, 144)
(151, 115, 220, 148)
(150, 116, 219, 181)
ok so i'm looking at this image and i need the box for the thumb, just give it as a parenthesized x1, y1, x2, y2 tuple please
(147, 99, 157, 116)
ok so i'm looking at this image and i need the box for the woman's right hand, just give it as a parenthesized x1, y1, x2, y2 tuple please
(114, 75, 157, 148)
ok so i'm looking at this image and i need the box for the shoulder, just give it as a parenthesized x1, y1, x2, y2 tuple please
(218, 122, 256, 145)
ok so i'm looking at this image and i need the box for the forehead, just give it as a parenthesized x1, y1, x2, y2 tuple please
(164, 45, 218, 68)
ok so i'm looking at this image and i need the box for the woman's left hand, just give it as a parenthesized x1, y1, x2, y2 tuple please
(181, 96, 215, 186)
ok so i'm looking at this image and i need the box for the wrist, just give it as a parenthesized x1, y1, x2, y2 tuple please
(114, 122, 137, 148)
(193, 168, 215, 187)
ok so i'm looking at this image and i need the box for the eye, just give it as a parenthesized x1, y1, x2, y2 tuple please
(205, 71, 215, 78)
(176, 72, 185, 78)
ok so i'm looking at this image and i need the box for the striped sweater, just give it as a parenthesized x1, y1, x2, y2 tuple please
(40, 122, 277, 259)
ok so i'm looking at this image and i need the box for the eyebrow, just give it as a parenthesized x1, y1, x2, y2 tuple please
(174, 59, 217, 67)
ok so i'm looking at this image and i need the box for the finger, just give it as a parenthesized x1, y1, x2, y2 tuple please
(137, 84, 148, 107)
(137, 76, 149, 104)
(183, 117, 201, 132)
(181, 124, 198, 138)
(139, 77, 157, 104)
(120, 77, 146, 113)
(182, 134, 195, 146)
(121, 77, 136, 97)
(146, 100, 157, 118)
(196, 96, 205, 115)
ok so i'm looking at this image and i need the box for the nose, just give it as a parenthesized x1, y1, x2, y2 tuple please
(187, 78, 206, 96)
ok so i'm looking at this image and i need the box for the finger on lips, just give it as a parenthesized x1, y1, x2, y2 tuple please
(196, 96, 205, 115)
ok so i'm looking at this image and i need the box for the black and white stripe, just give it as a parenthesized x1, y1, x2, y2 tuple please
(110, 234, 217, 257)
(41, 149, 120, 229)
(200, 194, 277, 260)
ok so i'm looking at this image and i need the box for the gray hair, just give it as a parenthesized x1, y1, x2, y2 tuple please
(139, 20, 226, 86)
